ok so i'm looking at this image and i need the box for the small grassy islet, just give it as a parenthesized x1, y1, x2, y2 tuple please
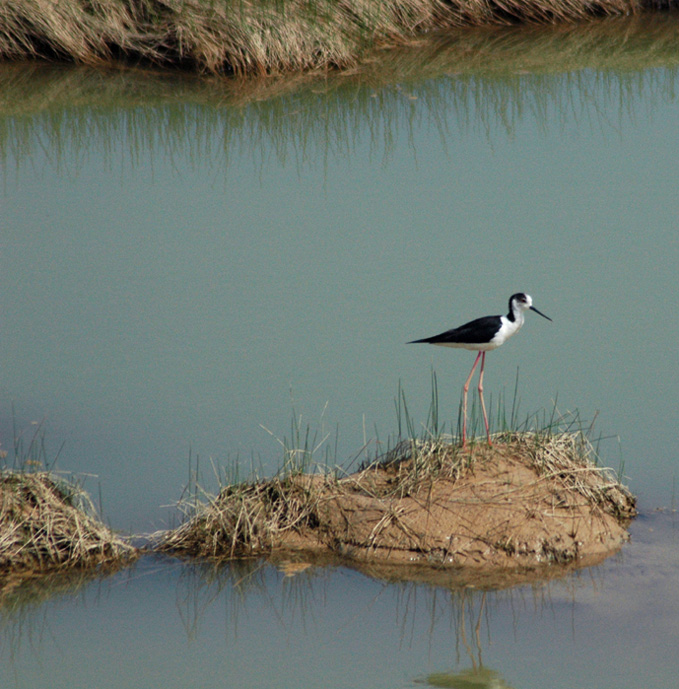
(156, 385, 637, 578)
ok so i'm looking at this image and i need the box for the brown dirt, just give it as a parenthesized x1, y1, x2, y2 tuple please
(159, 433, 637, 583)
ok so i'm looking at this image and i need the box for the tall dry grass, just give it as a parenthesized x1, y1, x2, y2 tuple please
(0, 0, 665, 75)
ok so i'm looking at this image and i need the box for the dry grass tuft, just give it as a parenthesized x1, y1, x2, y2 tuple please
(508, 430, 636, 521)
(0, 470, 138, 573)
(156, 430, 636, 573)
(157, 472, 331, 558)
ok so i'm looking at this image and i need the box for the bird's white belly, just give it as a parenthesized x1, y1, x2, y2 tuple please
(434, 341, 502, 352)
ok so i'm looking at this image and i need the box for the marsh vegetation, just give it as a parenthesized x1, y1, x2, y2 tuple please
(0, 0, 676, 74)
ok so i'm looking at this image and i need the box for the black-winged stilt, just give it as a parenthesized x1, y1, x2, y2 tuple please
(409, 293, 552, 447)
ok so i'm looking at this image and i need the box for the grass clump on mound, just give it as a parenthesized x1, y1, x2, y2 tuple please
(0, 0, 672, 75)
(157, 412, 637, 573)
(158, 471, 326, 559)
(0, 470, 137, 574)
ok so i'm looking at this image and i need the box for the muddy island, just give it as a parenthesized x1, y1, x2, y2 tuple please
(158, 430, 636, 582)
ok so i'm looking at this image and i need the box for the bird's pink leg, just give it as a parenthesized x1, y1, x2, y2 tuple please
(462, 352, 483, 447)
(477, 351, 491, 446)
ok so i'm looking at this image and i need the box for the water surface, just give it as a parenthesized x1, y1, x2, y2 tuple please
(3, 21, 679, 528)
(2, 14, 679, 686)
(1, 513, 677, 688)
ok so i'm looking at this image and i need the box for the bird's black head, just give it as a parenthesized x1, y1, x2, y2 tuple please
(509, 293, 530, 310)
(509, 293, 552, 321)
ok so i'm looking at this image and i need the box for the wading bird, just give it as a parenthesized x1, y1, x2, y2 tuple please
(409, 293, 552, 447)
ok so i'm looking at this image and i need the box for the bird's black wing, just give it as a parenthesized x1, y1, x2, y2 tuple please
(410, 315, 501, 345)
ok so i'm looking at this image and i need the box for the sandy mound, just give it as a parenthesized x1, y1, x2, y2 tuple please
(159, 432, 636, 578)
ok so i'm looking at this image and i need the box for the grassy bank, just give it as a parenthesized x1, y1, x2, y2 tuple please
(0, 0, 674, 75)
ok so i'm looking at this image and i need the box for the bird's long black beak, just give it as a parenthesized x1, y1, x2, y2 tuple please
(530, 306, 552, 322)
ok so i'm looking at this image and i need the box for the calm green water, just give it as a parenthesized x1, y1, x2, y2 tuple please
(2, 14, 679, 688)
(1, 514, 677, 688)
